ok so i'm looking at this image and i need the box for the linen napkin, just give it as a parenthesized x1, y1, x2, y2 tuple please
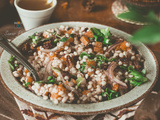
(14, 97, 142, 120)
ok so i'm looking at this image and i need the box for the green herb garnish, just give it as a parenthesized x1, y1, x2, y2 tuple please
(22, 80, 30, 88)
(102, 88, 119, 100)
(76, 77, 83, 89)
(35, 76, 56, 84)
(90, 28, 105, 42)
(48, 76, 53, 80)
(47, 76, 56, 84)
(29, 33, 42, 45)
(8, 56, 16, 71)
(127, 66, 147, 86)
(80, 52, 117, 68)
(80, 52, 88, 58)
(60, 37, 67, 42)
(80, 52, 95, 59)
(78, 62, 86, 72)
(90, 27, 111, 46)
(102, 38, 112, 46)
(14, 63, 18, 67)
(9, 56, 15, 62)
(54, 38, 59, 44)
(8, 62, 15, 71)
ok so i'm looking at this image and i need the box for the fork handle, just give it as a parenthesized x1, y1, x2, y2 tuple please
(0, 35, 40, 81)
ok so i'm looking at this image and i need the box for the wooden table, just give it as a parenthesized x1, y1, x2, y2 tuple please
(0, 0, 160, 119)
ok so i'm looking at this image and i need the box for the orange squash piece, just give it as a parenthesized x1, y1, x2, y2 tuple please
(112, 83, 119, 92)
(87, 60, 96, 67)
(120, 41, 131, 51)
(88, 71, 94, 76)
(60, 56, 66, 61)
(94, 47, 103, 54)
(57, 84, 66, 92)
(82, 90, 89, 95)
(71, 78, 76, 84)
(42, 32, 48, 38)
(64, 80, 69, 85)
(24, 69, 29, 74)
(51, 93, 59, 100)
(65, 29, 73, 35)
(80, 36, 90, 46)
(88, 69, 95, 76)
(95, 42, 103, 48)
(67, 37, 74, 43)
(94, 41, 103, 53)
(53, 72, 58, 77)
(26, 76, 33, 84)
(84, 30, 94, 38)
(37, 46, 41, 51)
(51, 84, 66, 100)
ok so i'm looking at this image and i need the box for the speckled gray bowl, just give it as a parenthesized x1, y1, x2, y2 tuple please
(0, 22, 159, 115)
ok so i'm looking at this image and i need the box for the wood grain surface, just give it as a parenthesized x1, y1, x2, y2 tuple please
(0, 0, 160, 120)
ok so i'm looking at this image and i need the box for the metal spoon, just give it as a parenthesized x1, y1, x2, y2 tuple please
(0, 35, 40, 81)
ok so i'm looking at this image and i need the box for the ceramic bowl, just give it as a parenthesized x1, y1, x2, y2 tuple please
(0, 22, 159, 115)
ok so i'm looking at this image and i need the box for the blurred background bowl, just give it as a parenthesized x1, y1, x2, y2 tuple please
(122, 0, 160, 13)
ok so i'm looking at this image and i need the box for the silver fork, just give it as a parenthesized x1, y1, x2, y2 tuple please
(0, 35, 40, 81)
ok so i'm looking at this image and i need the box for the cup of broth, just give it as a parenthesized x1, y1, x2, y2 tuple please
(14, 0, 57, 30)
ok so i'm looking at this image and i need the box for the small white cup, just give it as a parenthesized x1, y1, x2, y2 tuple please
(14, 0, 57, 31)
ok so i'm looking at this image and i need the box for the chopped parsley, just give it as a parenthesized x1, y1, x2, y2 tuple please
(8, 56, 16, 71)
(35, 76, 56, 84)
(120, 65, 147, 86)
(102, 88, 119, 100)
(80, 52, 95, 59)
(47, 76, 56, 84)
(22, 80, 30, 88)
(9, 56, 15, 62)
(29, 33, 42, 45)
(53, 38, 59, 45)
(60, 37, 67, 42)
(127, 66, 147, 86)
(8, 62, 15, 71)
(90, 27, 105, 42)
(80, 52, 117, 68)
(76, 77, 83, 89)
(78, 62, 86, 73)
(14, 63, 18, 67)
(90, 27, 111, 46)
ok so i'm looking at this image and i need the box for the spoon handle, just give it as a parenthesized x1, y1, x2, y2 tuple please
(0, 35, 40, 81)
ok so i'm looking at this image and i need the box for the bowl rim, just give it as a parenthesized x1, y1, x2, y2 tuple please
(0, 22, 159, 115)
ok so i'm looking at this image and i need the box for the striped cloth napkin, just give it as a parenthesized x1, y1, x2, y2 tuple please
(14, 98, 142, 120)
